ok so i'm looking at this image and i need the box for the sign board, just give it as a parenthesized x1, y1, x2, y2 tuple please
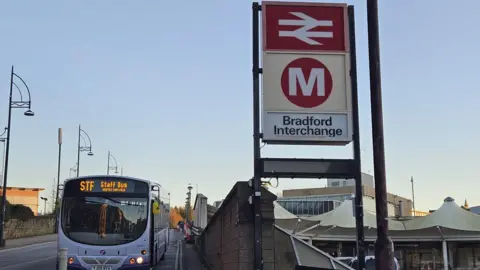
(261, 1, 352, 145)
(63, 178, 149, 196)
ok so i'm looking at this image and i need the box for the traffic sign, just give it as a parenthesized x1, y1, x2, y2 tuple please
(262, 2, 348, 52)
(261, 2, 352, 145)
(281, 57, 333, 108)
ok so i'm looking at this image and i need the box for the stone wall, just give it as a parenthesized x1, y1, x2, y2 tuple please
(196, 181, 276, 270)
(4, 215, 56, 239)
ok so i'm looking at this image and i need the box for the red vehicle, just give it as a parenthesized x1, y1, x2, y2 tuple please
(183, 222, 194, 243)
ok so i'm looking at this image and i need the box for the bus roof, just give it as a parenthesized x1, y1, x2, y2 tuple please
(64, 175, 152, 185)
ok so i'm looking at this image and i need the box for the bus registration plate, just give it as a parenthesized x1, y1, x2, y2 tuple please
(91, 266, 112, 270)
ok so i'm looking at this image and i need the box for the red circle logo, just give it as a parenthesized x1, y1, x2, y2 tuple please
(281, 57, 333, 108)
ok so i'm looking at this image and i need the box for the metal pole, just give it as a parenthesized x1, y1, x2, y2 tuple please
(0, 67, 15, 247)
(121, 167, 123, 176)
(107, 151, 110, 175)
(411, 176, 416, 217)
(55, 128, 62, 233)
(252, 3, 263, 270)
(366, 0, 394, 268)
(76, 125, 81, 177)
(348, 6, 366, 270)
(0, 140, 5, 185)
(58, 248, 68, 270)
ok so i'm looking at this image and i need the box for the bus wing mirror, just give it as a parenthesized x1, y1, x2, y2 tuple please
(152, 201, 160, 215)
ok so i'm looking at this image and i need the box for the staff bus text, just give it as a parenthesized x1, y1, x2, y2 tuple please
(79, 180, 129, 192)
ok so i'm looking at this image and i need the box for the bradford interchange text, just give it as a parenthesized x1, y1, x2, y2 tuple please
(273, 115, 344, 137)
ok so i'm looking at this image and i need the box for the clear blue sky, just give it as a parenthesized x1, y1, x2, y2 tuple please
(0, 1, 478, 212)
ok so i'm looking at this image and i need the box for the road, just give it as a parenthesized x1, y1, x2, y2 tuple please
(0, 230, 203, 270)
(0, 241, 57, 270)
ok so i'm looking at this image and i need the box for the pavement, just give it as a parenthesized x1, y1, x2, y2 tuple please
(181, 240, 205, 270)
(154, 230, 205, 270)
(0, 230, 205, 270)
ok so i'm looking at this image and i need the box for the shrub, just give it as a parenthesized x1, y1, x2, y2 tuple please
(9, 204, 34, 221)
(0, 197, 34, 221)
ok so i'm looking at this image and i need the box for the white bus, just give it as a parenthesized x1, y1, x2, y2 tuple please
(57, 175, 169, 270)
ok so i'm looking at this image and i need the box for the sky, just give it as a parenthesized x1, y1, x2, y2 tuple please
(0, 0, 479, 214)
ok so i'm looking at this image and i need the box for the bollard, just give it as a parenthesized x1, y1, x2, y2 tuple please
(58, 248, 68, 270)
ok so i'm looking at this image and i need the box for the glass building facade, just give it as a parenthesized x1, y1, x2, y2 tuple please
(276, 194, 351, 217)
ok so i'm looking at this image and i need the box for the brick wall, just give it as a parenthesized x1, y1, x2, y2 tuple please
(4, 215, 56, 239)
(197, 181, 277, 270)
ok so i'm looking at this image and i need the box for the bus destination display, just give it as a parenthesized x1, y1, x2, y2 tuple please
(79, 179, 134, 193)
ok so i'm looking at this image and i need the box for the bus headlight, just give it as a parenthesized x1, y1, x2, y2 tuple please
(136, 257, 144, 264)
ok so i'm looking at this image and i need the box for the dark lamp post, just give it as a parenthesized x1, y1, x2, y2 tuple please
(0, 66, 35, 247)
(106, 151, 119, 175)
(76, 125, 94, 177)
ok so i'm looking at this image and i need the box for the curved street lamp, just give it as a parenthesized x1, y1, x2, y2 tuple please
(76, 125, 94, 177)
(69, 163, 78, 178)
(0, 66, 35, 247)
(106, 150, 119, 175)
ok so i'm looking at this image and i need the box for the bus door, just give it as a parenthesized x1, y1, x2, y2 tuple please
(150, 199, 155, 266)
(150, 200, 161, 266)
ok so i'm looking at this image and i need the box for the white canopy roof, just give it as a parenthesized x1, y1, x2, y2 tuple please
(274, 201, 298, 219)
(406, 197, 480, 231)
(308, 197, 405, 230)
(280, 196, 480, 239)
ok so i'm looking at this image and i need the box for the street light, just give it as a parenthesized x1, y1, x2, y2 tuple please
(69, 163, 77, 178)
(40, 197, 48, 215)
(106, 151, 119, 175)
(0, 67, 35, 247)
(76, 125, 94, 177)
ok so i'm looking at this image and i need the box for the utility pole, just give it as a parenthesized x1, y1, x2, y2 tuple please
(411, 176, 416, 217)
(366, 0, 395, 268)
(348, 6, 366, 269)
(55, 128, 62, 233)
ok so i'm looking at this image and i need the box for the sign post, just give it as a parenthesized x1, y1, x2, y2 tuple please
(262, 1, 352, 145)
(252, 2, 366, 269)
(365, 0, 395, 268)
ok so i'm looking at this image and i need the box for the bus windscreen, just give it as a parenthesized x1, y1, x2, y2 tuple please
(61, 177, 150, 246)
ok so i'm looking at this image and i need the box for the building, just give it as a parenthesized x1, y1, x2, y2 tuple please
(193, 194, 218, 228)
(212, 200, 224, 209)
(277, 185, 412, 217)
(469, 205, 480, 214)
(0, 187, 45, 216)
(326, 172, 374, 188)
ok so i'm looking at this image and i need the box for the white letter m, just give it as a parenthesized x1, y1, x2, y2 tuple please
(288, 68, 325, 96)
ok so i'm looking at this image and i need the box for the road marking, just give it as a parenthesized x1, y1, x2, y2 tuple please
(0, 255, 56, 269)
(178, 240, 183, 270)
(0, 241, 56, 253)
(174, 240, 180, 270)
